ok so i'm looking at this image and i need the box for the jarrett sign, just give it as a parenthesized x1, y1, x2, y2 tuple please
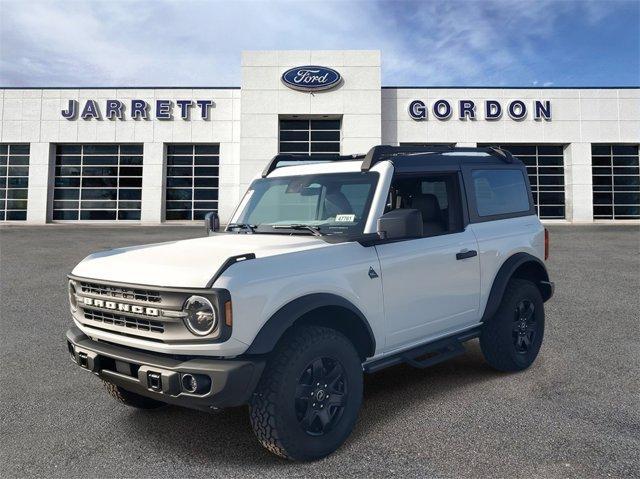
(408, 99, 552, 121)
(61, 99, 215, 120)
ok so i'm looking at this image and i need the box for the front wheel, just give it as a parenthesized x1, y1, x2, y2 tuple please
(480, 279, 545, 372)
(249, 326, 363, 461)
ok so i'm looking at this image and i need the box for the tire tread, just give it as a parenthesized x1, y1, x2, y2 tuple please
(249, 326, 359, 460)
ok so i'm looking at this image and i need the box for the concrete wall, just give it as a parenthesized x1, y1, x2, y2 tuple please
(382, 88, 640, 222)
(0, 88, 241, 223)
(239, 50, 381, 199)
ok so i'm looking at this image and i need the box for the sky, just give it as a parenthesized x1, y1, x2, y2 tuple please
(0, 0, 638, 87)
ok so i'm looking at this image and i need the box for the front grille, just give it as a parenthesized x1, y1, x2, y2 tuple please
(84, 309, 165, 334)
(80, 281, 161, 303)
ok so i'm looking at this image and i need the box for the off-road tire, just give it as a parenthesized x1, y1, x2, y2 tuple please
(480, 278, 545, 372)
(249, 326, 363, 461)
(103, 380, 166, 409)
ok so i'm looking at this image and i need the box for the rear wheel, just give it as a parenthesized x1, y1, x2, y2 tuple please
(249, 326, 363, 461)
(480, 279, 545, 372)
(103, 381, 166, 409)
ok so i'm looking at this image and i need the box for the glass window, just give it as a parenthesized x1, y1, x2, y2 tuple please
(591, 144, 640, 219)
(232, 172, 378, 236)
(387, 174, 463, 237)
(165, 144, 219, 220)
(0, 144, 30, 221)
(479, 144, 565, 219)
(472, 169, 531, 217)
(279, 119, 341, 155)
(53, 144, 143, 221)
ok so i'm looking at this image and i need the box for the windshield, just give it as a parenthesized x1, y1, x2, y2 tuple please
(230, 172, 379, 236)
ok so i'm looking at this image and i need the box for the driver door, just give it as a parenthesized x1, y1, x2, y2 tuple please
(375, 172, 481, 352)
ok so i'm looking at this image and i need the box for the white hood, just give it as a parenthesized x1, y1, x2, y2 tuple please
(71, 234, 328, 288)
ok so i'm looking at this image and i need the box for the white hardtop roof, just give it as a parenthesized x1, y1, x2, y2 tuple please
(267, 159, 365, 177)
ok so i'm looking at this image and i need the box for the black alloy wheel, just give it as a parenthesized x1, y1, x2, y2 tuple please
(479, 279, 545, 372)
(294, 357, 347, 436)
(513, 299, 537, 353)
(249, 326, 363, 461)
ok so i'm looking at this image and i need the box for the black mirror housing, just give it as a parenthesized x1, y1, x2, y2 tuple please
(377, 209, 423, 240)
(204, 211, 220, 234)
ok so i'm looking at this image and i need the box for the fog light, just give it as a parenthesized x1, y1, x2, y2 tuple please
(181, 374, 198, 393)
(180, 373, 212, 394)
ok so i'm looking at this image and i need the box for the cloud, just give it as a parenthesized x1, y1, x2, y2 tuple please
(0, 0, 636, 87)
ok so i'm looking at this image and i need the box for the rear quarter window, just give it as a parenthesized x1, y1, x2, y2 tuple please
(472, 169, 530, 217)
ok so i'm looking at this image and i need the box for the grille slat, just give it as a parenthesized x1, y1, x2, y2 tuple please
(84, 309, 165, 334)
(79, 281, 161, 303)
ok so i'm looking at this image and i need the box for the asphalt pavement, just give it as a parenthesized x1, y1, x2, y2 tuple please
(1, 224, 639, 478)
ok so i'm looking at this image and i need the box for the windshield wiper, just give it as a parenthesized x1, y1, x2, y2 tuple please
(227, 223, 257, 233)
(272, 224, 323, 236)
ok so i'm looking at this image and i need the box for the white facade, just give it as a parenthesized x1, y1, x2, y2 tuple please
(1, 50, 638, 224)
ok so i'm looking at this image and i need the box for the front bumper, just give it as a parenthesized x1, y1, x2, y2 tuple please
(66, 327, 264, 411)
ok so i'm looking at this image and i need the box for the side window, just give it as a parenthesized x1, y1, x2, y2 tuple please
(387, 173, 463, 237)
(471, 169, 530, 217)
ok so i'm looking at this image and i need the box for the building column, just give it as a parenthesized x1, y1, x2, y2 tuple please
(140, 142, 165, 223)
(217, 142, 241, 224)
(565, 142, 593, 223)
(26, 143, 54, 224)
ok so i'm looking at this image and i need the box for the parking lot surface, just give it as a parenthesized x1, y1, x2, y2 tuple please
(1, 224, 639, 478)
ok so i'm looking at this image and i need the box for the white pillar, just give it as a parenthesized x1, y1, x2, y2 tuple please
(565, 142, 593, 223)
(140, 142, 165, 223)
(217, 142, 241, 224)
(26, 143, 54, 224)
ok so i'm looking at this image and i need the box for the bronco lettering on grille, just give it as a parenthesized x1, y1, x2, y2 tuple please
(82, 297, 159, 316)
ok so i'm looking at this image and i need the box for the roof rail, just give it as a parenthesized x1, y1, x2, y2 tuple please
(261, 153, 365, 177)
(360, 145, 514, 171)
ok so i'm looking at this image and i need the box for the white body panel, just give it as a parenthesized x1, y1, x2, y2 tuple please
(71, 234, 329, 288)
(375, 228, 481, 352)
(469, 215, 545, 314)
(215, 242, 385, 355)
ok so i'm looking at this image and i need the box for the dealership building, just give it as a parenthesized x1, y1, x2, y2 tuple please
(1, 50, 638, 224)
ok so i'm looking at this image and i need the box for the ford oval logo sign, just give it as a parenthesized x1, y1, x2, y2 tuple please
(281, 66, 342, 92)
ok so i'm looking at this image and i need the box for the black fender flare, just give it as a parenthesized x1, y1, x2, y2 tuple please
(244, 293, 376, 357)
(481, 252, 552, 322)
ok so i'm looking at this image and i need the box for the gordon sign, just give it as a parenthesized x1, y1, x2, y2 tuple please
(408, 99, 552, 121)
(281, 66, 342, 92)
(61, 99, 214, 120)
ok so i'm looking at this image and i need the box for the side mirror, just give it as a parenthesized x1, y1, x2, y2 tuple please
(204, 211, 220, 234)
(377, 209, 423, 240)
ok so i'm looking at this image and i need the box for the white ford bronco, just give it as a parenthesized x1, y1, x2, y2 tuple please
(65, 145, 554, 461)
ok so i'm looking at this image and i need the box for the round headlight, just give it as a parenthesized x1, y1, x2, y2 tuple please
(183, 296, 217, 336)
(68, 281, 78, 311)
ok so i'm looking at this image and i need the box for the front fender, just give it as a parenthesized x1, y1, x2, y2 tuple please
(243, 293, 376, 356)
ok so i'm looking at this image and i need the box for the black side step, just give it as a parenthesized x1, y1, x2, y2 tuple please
(402, 342, 465, 369)
(363, 327, 481, 374)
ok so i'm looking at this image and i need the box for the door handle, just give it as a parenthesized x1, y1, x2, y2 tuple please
(456, 249, 478, 260)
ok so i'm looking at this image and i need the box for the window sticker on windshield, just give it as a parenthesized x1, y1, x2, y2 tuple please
(335, 214, 356, 222)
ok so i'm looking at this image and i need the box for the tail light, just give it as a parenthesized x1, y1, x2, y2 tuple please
(544, 228, 549, 260)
